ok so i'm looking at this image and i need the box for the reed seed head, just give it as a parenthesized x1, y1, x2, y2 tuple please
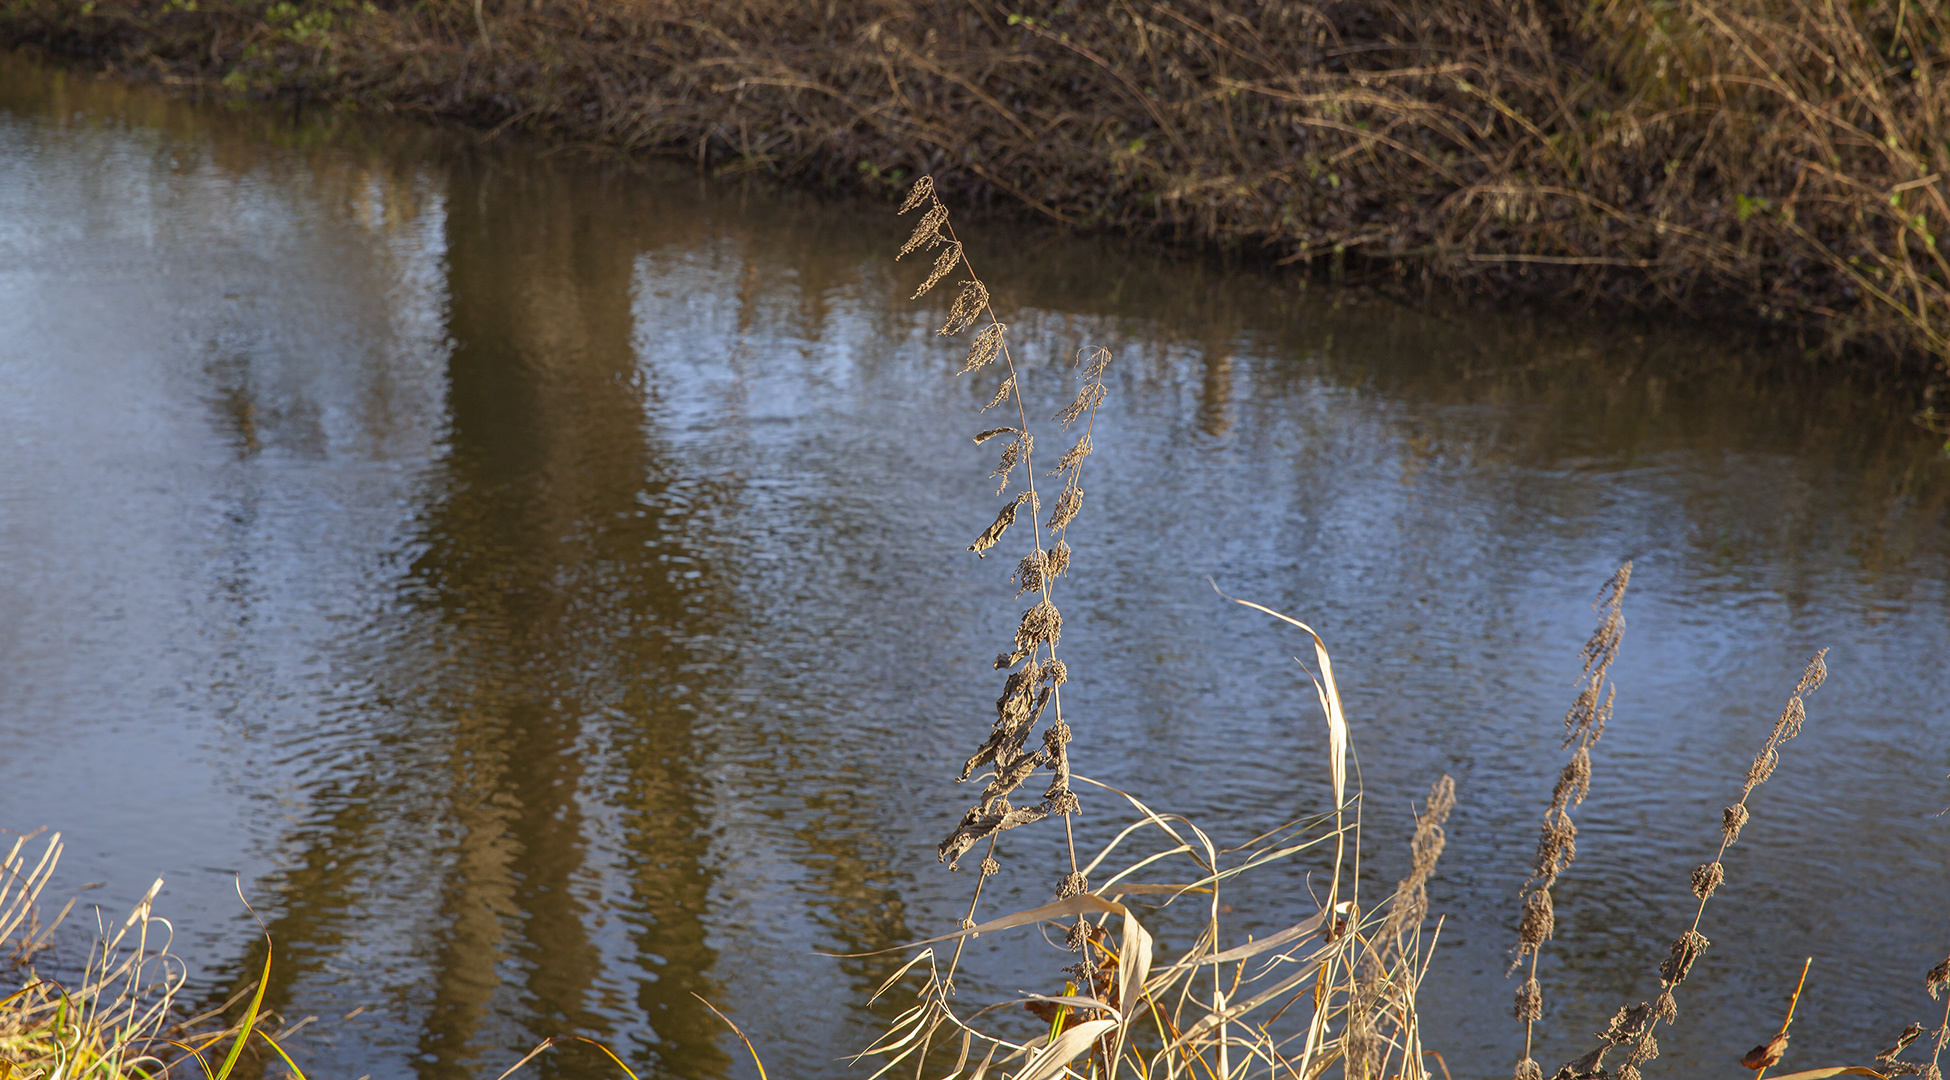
(982, 373, 1014, 411)
(1630, 1029, 1659, 1067)
(1553, 747, 1593, 809)
(1746, 745, 1779, 790)
(1534, 809, 1577, 883)
(1690, 861, 1724, 900)
(1057, 382, 1108, 427)
(1722, 803, 1750, 845)
(968, 495, 1024, 557)
(1553, 1044, 1609, 1080)
(1774, 696, 1806, 742)
(1057, 871, 1088, 898)
(1658, 930, 1710, 985)
(1014, 599, 1062, 655)
(898, 175, 935, 215)
(1513, 1058, 1543, 1080)
(1044, 542, 1071, 582)
(990, 431, 1031, 492)
(1927, 954, 1950, 999)
(962, 323, 1006, 374)
(1051, 435, 1092, 476)
(979, 857, 1000, 877)
(900, 202, 950, 259)
(1047, 486, 1083, 532)
(1515, 978, 1542, 1022)
(1041, 658, 1068, 686)
(1599, 1001, 1652, 1045)
(1516, 887, 1555, 957)
(939, 279, 988, 336)
(1654, 990, 1677, 1024)
(913, 241, 962, 298)
(1065, 921, 1090, 952)
(1796, 649, 1829, 696)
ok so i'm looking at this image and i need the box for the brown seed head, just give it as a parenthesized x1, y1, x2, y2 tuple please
(1533, 809, 1577, 882)
(968, 496, 1024, 557)
(1047, 486, 1083, 533)
(1654, 990, 1678, 1024)
(1552, 1045, 1609, 1080)
(1515, 978, 1542, 1022)
(1513, 1058, 1543, 1080)
(1659, 930, 1711, 985)
(979, 856, 1000, 877)
(898, 175, 935, 214)
(939, 279, 988, 336)
(1690, 861, 1725, 900)
(1516, 887, 1555, 958)
(1065, 920, 1090, 952)
(1057, 871, 1088, 898)
(1795, 649, 1828, 696)
(1774, 696, 1806, 742)
(900, 203, 950, 259)
(1722, 803, 1750, 845)
(1599, 1002, 1652, 1045)
(1631, 1029, 1660, 1066)
(1044, 542, 1071, 582)
(982, 373, 1015, 412)
(913, 242, 962, 299)
(1553, 748, 1593, 810)
(1746, 745, 1779, 791)
(1014, 599, 1062, 655)
(961, 323, 1006, 374)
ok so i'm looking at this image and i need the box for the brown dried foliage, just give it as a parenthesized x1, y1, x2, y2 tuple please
(11, 0, 1949, 373)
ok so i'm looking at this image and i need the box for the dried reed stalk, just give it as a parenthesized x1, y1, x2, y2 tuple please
(1511, 563, 1631, 1080)
(1541, 649, 1829, 1080)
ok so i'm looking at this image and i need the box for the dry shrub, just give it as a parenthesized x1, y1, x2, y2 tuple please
(3, 0, 1947, 372)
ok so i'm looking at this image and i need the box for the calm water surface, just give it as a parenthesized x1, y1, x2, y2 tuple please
(3, 54, 1948, 1080)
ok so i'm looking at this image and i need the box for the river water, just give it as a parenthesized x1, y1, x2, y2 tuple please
(3, 52, 1947, 1080)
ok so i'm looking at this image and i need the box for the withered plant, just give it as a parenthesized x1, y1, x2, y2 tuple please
(849, 175, 1458, 1080)
(1512, 563, 1632, 1080)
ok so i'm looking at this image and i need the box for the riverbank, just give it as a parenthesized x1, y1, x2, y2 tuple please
(4, 0, 1948, 385)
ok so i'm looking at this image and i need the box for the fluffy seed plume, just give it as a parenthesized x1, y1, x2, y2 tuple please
(1659, 930, 1711, 985)
(962, 323, 1006, 374)
(940, 279, 988, 336)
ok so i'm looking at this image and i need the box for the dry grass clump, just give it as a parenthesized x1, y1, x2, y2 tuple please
(844, 174, 1459, 1080)
(3, 0, 1947, 376)
(2, 832, 181, 1080)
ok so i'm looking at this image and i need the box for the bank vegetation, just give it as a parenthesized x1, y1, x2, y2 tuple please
(5, 0, 1950, 388)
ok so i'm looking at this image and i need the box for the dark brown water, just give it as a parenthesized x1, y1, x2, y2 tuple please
(3, 53, 1948, 1080)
